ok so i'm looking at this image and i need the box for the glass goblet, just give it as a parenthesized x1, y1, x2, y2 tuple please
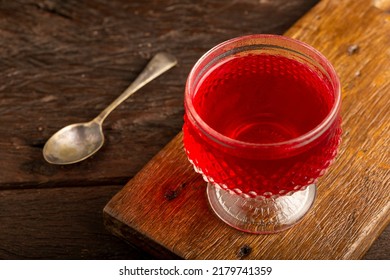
(183, 34, 341, 233)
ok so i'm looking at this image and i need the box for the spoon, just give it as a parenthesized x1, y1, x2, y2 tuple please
(43, 52, 177, 165)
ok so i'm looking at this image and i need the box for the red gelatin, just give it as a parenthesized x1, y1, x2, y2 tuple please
(183, 52, 341, 197)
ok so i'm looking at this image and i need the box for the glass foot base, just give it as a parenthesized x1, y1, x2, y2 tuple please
(207, 183, 316, 234)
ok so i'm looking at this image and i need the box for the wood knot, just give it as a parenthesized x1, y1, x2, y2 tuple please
(347, 44, 359, 55)
(164, 189, 178, 201)
(164, 183, 186, 201)
(237, 244, 252, 259)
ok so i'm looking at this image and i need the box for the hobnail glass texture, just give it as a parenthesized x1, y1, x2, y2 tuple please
(182, 34, 341, 233)
(183, 118, 341, 198)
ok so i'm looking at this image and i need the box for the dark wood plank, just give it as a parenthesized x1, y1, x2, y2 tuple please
(0, 0, 319, 189)
(104, 0, 390, 259)
(0, 185, 154, 259)
(0, 0, 387, 260)
(0, 184, 386, 259)
(364, 225, 390, 260)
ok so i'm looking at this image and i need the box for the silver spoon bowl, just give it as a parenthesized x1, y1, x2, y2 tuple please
(43, 52, 177, 164)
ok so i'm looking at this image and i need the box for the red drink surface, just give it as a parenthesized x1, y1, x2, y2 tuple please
(183, 54, 341, 196)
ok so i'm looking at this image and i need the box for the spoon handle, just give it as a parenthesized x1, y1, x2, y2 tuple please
(94, 52, 177, 124)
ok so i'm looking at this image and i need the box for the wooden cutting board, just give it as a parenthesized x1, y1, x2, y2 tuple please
(103, 0, 390, 259)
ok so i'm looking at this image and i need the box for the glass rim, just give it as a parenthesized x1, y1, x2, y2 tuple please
(185, 34, 341, 150)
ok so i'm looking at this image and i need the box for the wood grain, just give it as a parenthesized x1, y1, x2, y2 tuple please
(2, 0, 347, 260)
(0, 185, 153, 259)
(104, 0, 390, 259)
(0, 0, 318, 189)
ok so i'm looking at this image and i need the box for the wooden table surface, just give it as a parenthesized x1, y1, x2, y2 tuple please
(0, 0, 388, 259)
